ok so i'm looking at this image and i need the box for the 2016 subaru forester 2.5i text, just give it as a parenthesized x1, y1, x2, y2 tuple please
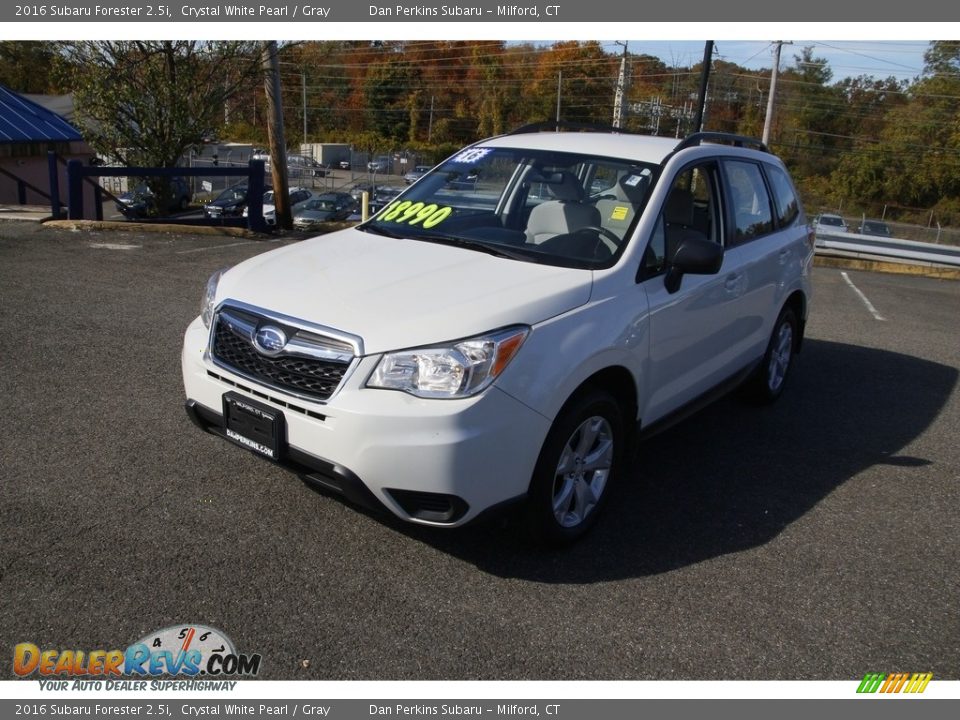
(182, 125, 814, 544)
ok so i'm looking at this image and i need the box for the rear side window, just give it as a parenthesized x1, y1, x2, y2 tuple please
(765, 164, 800, 228)
(724, 160, 774, 241)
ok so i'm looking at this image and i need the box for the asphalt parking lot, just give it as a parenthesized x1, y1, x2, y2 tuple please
(1, 222, 958, 681)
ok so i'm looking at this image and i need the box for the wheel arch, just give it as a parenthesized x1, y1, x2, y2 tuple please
(783, 290, 807, 352)
(551, 365, 639, 458)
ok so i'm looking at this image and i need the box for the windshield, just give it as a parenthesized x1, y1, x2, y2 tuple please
(361, 145, 656, 268)
(216, 186, 247, 203)
(306, 199, 336, 211)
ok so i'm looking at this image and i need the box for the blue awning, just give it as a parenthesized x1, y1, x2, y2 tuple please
(0, 84, 83, 144)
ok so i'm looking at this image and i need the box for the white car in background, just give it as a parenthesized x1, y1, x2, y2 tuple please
(184, 125, 813, 544)
(814, 213, 849, 234)
(244, 187, 313, 225)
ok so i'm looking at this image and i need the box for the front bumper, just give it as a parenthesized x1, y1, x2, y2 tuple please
(181, 316, 550, 526)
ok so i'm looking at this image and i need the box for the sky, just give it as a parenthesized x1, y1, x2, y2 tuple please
(611, 40, 931, 82)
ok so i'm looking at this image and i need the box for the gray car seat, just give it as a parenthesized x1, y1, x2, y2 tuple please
(525, 172, 600, 245)
(596, 171, 650, 241)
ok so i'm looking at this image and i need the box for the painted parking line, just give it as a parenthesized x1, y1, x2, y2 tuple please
(840, 271, 886, 321)
(89, 243, 140, 250)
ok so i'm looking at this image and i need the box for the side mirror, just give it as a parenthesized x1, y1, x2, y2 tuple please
(664, 234, 723, 294)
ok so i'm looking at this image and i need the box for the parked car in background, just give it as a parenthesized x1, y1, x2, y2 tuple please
(203, 182, 261, 220)
(349, 182, 377, 201)
(292, 192, 358, 230)
(403, 165, 432, 184)
(244, 186, 314, 225)
(367, 156, 391, 173)
(350, 183, 401, 205)
(254, 152, 328, 177)
(858, 219, 893, 237)
(369, 186, 403, 213)
(813, 213, 849, 234)
(115, 177, 191, 218)
(286, 154, 329, 178)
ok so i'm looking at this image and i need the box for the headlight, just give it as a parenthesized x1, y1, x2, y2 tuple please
(200, 268, 229, 328)
(368, 326, 529, 399)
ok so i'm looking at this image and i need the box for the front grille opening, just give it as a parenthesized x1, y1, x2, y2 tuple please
(207, 371, 326, 420)
(387, 489, 469, 524)
(211, 310, 352, 403)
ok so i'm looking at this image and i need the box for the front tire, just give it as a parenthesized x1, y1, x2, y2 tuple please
(526, 389, 624, 545)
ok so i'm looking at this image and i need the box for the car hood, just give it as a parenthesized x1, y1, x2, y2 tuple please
(294, 210, 335, 222)
(209, 198, 243, 209)
(215, 227, 593, 354)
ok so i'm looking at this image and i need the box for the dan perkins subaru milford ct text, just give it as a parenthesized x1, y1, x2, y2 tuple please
(183, 125, 814, 544)
(368, 5, 559, 16)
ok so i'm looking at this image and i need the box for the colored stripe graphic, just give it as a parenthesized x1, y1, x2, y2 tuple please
(857, 673, 885, 693)
(857, 672, 932, 694)
(905, 673, 933, 693)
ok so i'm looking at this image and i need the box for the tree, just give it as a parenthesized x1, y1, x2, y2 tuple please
(57, 41, 263, 209)
(0, 42, 62, 94)
(530, 42, 617, 125)
(922, 40, 960, 76)
(364, 61, 420, 142)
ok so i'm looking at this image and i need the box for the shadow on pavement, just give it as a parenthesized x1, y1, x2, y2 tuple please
(383, 339, 957, 581)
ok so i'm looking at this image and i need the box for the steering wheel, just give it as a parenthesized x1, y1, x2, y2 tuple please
(573, 225, 622, 249)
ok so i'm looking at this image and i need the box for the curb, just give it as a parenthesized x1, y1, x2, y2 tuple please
(42, 219, 265, 238)
(37, 219, 358, 238)
(813, 254, 960, 281)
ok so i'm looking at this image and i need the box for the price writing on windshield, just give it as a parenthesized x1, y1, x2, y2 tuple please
(379, 201, 452, 229)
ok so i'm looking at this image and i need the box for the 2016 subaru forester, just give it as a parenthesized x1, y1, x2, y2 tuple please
(182, 125, 814, 544)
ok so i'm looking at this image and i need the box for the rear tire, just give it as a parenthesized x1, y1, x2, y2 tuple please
(526, 389, 624, 545)
(745, 306, 797, 404)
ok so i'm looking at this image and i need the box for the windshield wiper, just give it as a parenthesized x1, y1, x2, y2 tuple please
(412, 232, 541, 262)
(359, 223, 406, 239)
(362, 223, 540, 262)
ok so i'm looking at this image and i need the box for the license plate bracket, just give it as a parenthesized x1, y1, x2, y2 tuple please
(222, 392, 285, 461)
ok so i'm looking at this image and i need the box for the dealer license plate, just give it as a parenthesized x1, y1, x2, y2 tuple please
(222, 392, 285, 460)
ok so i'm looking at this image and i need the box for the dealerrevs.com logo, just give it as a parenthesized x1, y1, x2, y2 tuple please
(14, 624, 261, 690)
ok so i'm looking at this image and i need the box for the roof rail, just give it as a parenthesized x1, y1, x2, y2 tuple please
(673, 132, 769, 154)
(507, 120, 642, 136)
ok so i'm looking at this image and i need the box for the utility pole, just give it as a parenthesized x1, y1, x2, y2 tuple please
(302, 71, 307, 147)
(612, 41, 629, 129)
(427, 95, 434, 142)
(555, 71, 562, 125)
(262, 41, 291, 230)
(762, 41, 791, 146)
(692, 41, 714, 133)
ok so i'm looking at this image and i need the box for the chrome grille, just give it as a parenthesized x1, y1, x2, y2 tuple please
(211, 306, 355, 403)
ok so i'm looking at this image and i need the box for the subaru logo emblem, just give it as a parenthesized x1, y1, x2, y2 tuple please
(253, 326, 287, 357)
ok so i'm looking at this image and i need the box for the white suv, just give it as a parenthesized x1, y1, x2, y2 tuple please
(182, 126, 814, 543)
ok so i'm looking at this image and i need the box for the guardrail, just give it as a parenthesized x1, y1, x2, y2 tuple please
(815, 229, 960, 268)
